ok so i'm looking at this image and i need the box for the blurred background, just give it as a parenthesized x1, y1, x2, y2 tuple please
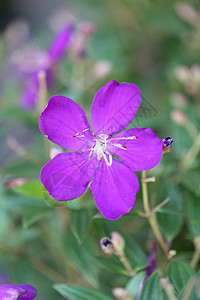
(0, 0, 200, 299)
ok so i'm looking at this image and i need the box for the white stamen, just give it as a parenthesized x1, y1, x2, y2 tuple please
(111, 136, 138, 141)
(103, 153, 112, 166)
(86, 133, 137, 166)
(73, 128, 89, 137)
(113, 143, 127, 150)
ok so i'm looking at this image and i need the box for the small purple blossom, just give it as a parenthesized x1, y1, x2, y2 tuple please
(0, 284, 37, 300)
(39, 80, 163, 220)
(17, 24, 73, 109)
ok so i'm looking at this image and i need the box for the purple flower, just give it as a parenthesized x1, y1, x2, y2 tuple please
(39, 80, 163, 220)
(19, 24, 73, 109)
(0, 284, 37, 300)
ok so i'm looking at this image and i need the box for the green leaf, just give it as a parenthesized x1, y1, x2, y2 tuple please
(140, 273, 164, 300)
(185, 192, 200, 236)
(157, 180, 184, 239)
(179, 169, 200, 197)
(97, 256, 126, 275)
(0, 106, 39, 127)
(53, 284, 114, 300)
(126, 271, 145, 297)
(62, 232, 98, 287)
(70, 209, 92, 243)
(124, 235, 147, 267)
(178, 273, 200, 300)
(42, 186, 81, 209)
(166, 261, 195, 294)
(22, 207, 54, 228)
(12, 180, 44, 199)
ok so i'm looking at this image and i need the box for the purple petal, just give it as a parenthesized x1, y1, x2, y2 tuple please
(108, 128, 163, 171)
(48, 24, 73, 62)
(91, 80, 141, 135)
(90, 159, 139, 220)
(39, 95, 94, 151)
(145, 241, 156, 280)
(20, 70, 52, 110)
(41, 152, 97, 201)
(20, 75, 39, 110)
(0, 284, 36, 300)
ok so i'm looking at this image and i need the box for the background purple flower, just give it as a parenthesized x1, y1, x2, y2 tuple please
(39, 80, 163, 220)
(12, 24, 73, 110)
(0, 284, 37, 300)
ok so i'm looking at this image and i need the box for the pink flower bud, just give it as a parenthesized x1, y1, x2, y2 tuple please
(79, 21, 96, 37)
(170, 109, 187, 124)
(174, 66, 189, 82)
(93, 60, 112, 78)
(170, 93, 187, 108)
(175, 2, 198, 24)
(4, 178, 28, 188)
(191, 64, 200, 83)
(111, 232, 125, 253)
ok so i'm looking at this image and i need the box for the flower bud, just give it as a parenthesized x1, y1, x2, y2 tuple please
(111, 232, 125, 253)
(80, 21, 96, 37)
(112, 287, 130, 300)
(174, 65, 189, 82)
(191, 64, 200, 84)
(4, 178, 28, 188)
(162, 137, 173, 153)
(170, 93, 187, 108)
(175, 2, 198, 24)
(168, 250, 177, 259)
(93, 60, 112, 78)
(170, 109, 187, 124)
(100, 237, 115, 254)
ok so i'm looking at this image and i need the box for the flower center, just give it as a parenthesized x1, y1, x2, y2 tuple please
(73, 129, 138, 167)
(89, 134, 113, 166)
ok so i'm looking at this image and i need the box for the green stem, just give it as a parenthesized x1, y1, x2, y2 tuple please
(116, 251, 136, 277)
(141, 171, 169, 257)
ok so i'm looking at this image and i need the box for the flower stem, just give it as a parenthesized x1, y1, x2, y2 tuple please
(116, 251, 136, 276)
(141, 171, 169, 257)
(190, 236, 200, 269)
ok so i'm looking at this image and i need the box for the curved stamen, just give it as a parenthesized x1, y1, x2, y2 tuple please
(113, 143, 127, 150)
(103, 152, 112, 166)
(73, 128, 90, 138)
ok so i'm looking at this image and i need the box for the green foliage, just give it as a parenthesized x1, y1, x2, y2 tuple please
(166, 261, 195, 294)
(139, 273, 165, 300)
(69, 209, 93, 243)
(54, 284, 114, 300)
(157, 179, 184, 239)
(185, 192, 200, 236)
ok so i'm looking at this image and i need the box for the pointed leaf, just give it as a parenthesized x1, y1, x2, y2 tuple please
(166, 261, 195, 293)
(70, 209, 93, 243)
(53, 284, 114, 300)
(139, 273, 165, 300)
